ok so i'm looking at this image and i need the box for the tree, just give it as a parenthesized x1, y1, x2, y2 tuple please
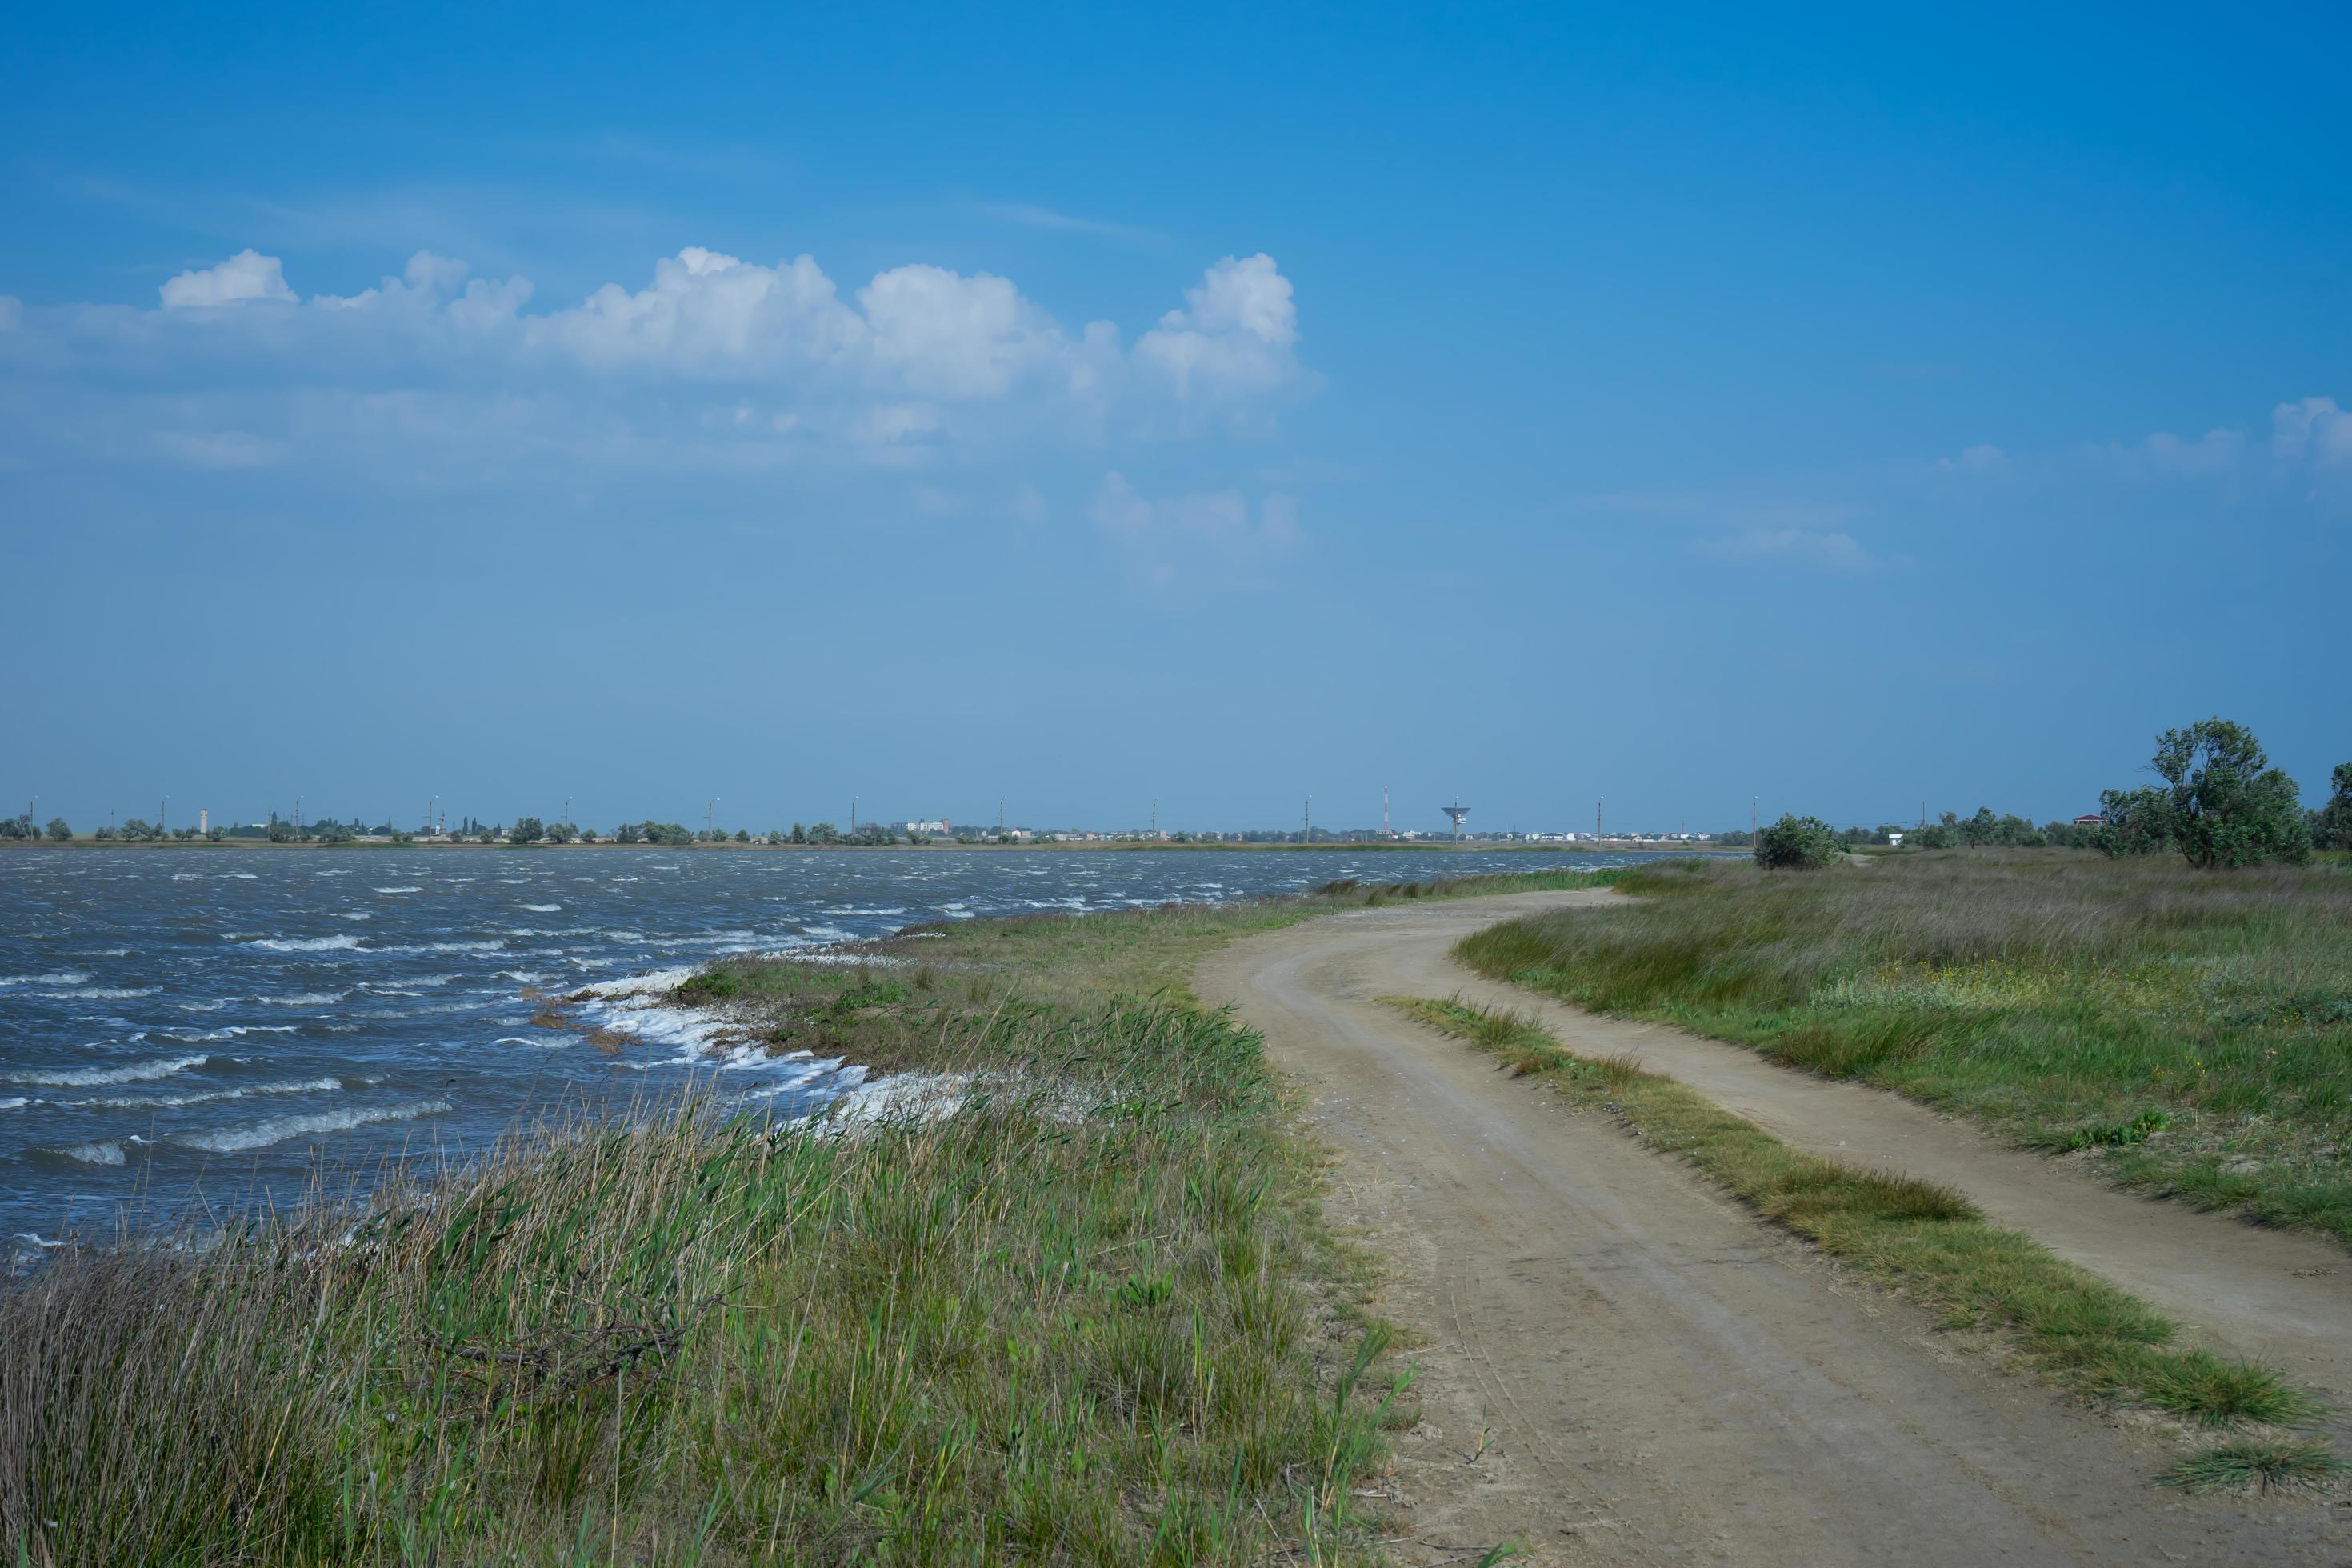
(2094, 786, 2175, 858)
(46, 817, 70, 841)
(544, 821, 575, 844)
(1754, 814, 1842, 870)
(2146, 718, 2309, 869)
(510, 817, 545, 845)
(580, 826, 599, 844)
(2312, 763, 2352, 854)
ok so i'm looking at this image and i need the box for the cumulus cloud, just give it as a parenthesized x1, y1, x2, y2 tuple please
(160, 249, 298, 308)
(1699, 526, 1879, 574)
(6, 246, 1311, 477)
(2273, 396, 2352, 466)
(1134, 254, 1306, 401)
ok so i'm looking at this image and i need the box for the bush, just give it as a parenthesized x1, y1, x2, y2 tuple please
(1754, 814, 1842, 870)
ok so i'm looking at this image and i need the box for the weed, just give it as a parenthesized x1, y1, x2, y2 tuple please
(2164, 1438, 2347, 1494)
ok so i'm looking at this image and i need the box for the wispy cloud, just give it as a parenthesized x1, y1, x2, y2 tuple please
(970, 200, 1161, 248)
(1697, 526, 1882, 574)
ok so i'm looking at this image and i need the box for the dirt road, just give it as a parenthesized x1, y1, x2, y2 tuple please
(1198, 891, 2352, 1566)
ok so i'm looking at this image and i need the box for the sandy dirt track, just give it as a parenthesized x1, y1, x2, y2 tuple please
(1197, 890, 2352, 1566)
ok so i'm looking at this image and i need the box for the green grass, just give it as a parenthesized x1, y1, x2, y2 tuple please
(3, 888, 1502, 1566)
(1388, 996, 2326, 1438)
(1457, 850, 2352, 1246)
(2163, 1438, 2349, 1495)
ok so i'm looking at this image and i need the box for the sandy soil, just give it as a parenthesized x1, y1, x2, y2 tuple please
(1198, 890, 2352, 1566)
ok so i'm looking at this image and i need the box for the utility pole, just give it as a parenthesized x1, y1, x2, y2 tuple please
(707, 798, 719, 837)
(1303, 795, 1312, 841)
(295, 795, 302, 842)
(851, 795, 858, 833)
(1752, 796, 1758, 835)
(160, 797, 166, 835)
(1597, 797, 1604, 839)
(998, 798, 1006, 834)
(1150, 799, 1157, 837)
(563, 796, 571, 829)
(1382, 785, 1390, 838)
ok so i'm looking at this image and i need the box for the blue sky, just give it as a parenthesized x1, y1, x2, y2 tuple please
(4, 4, 2346, 835)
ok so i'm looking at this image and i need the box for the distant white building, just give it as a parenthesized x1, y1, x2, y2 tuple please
(899, 818, 950, 835)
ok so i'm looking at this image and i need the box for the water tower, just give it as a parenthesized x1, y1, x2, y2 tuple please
(1442, 801, 1471, 838)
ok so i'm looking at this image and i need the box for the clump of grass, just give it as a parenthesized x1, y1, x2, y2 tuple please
(1390, 996, 2331, 1438)
(1457, 850, 2352, 1246)
(2165, 1438, 2347, 1494)
(2, 986, 1406, 1564)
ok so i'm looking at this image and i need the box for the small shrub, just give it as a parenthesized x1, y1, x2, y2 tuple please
(1754, 814, 1842, 870)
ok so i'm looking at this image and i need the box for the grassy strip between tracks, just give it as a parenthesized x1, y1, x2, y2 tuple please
(0, 865, 1633, 1566)
(1458, 851, 2352, 1248)
(1387, 995, 2346, 1496)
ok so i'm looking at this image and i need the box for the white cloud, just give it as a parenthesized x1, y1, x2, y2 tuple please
(2273, 396, 2352, 466)
(2140, 426, 2243, 474)
(1936, 442, 2006, 472)
(159, 249, 298, 308)
(1699, 526, 1878, 574)
(1134, 254, 1305, 400)
(529, 247, 862, 373)
(856, 264, 1062, 399)
(1086, 470, 1300, 546)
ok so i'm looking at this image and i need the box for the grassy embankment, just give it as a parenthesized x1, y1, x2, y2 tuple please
(1390, 996, 2340, 1493)
(1459, 851, 2352, 1248)
(0, 866, 1622, 1565)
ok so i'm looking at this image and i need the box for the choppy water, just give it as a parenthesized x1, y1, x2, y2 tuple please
(0, 845, 1661, 1254)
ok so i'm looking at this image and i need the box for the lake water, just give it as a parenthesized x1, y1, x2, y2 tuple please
(0, 846, 1662, 1255)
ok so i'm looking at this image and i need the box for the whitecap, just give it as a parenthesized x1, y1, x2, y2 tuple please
(72, 1076, 345, 1110)
(374, 886, 424, 894)
(178, 1099, 451, 1154)
(520, 903, 562, 913)
(0, 1097, 26, 1111)
(5, 1054, 209, 1088)
(242, 934, 362, 954)
(0, 970, 90, 989)
(257, 990, 348, 1006)
(61, 1142, 126, 1166)
(77, 986, 161, 1000)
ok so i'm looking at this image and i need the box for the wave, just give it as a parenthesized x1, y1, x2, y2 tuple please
(60, 1142, 127, 1166)
(0, 970, 90, 989)
(520, 903, 562, 913)
(5, 1054, 209, 1088)
(242, 934, 362, 954)
(178, 1099, 450, 1154)
(374, 886, 423, 894)
(257, 990, 348, 1006)
(70, 1076, 346, 1110)
(162, 1024, 296, 1043)
(76, 986, 161, 1000)
(0, 1097, 26, 1112)
(376, 939, 505, 955)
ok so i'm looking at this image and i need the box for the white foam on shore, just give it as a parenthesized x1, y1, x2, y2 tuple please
(6, 1054, 210, 1088)
(177, 1099, 451, 1154)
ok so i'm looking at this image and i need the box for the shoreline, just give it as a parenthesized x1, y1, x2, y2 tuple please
(2, 837, 1741, 854)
